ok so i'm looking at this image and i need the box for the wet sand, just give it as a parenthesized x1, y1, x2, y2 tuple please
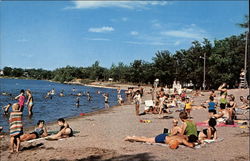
(0, 88, 249, 161)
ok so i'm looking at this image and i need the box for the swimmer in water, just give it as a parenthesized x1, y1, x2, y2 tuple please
(76, 97, 80, 107)
(86, 92, 91, 101)
(2, 103, 12, 115)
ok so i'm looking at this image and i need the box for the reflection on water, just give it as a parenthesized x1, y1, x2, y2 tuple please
(0, 78, 124, 131)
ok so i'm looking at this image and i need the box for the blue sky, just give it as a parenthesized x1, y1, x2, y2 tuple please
(1, 1, 248, 70)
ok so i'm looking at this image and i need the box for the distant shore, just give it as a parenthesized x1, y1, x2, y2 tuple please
(0, 76, 138, 90)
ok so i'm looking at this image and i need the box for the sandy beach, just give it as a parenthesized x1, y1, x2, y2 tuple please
(0, 88, 249, 161)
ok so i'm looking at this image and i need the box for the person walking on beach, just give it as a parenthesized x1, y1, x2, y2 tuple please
(133, 90, 141, 116)
(103, 93, 109, 108)
(15, 89, 26, 112)
(9, 103, 23, 153)
(26, 89, 34, 116)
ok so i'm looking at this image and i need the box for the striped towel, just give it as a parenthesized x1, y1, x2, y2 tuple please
(9, 112, 23, 137)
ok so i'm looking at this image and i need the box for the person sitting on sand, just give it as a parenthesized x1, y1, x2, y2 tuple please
(20, 120, 48, 142)
(207, 96, 217, 117)
(9, 103, 23, 153)
(2, 103, 12, 115)
(179, 112, 198, 140)
(219, 94, 227, 111)
(198, 118, 217, 143)
(47, 118, 73, 140)
(0, 126, 3, 138)
(124, 134, 196, 149)
(226, 95, 237, 120)
(239, 96, 249, 109)
(169, 119, 182, 136)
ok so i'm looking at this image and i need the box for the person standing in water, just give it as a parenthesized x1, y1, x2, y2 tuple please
(86, 92, 91, 101)
(103, 93, 109, 108)
(76, 97, 80, 107)
(26, 89, 34, 116)
(15, 89, 26, 112)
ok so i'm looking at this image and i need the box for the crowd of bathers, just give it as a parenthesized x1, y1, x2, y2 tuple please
(124, 83, 249, 149)
(0, 87, 125, 153)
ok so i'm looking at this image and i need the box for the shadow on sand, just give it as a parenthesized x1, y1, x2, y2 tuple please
(50, 152, 155, 161)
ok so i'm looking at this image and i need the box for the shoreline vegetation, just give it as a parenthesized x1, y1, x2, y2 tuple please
(1, 23, 249, 89)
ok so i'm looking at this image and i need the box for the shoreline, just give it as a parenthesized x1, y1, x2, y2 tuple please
(0, 88, 249, 161)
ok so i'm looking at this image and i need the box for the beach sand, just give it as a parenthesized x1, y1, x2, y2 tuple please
(0, 88, 249, 161)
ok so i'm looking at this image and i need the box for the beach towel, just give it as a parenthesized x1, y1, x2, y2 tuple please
(196, 122, 238, 127)
(47, 130, 80, 135)
(9, 112, 23, 137)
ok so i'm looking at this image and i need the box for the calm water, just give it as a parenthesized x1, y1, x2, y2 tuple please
(0, 78, 125, 131)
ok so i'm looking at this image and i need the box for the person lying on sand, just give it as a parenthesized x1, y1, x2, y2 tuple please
(46, 118, 73, 140)
(124, 134, 196, 149)
(198, 118, 217, 143)
(20, 120, 48, 142)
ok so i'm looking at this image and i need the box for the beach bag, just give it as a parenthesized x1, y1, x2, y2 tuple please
(225, 119, 234, 125)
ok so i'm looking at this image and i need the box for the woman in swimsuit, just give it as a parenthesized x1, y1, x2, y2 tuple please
(20, 120, 48, 142)
(124, 134, 195, 149)
(26, 89, 34, 116)
(198, 118, 217, 142)
(48, 118, 73, 140)
(226, 95, 236, 120)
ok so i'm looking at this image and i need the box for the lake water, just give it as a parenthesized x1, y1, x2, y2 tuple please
(0, 78, 125, 131)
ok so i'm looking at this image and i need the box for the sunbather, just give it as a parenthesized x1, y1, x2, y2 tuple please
(124, 134, 195, 149)
(20, 120, 48, 142)
(198, 118, 217, 143)
(47, 118, 73, 140)
(169, 119, 182, 136)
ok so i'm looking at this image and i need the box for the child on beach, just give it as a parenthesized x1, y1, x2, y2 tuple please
(184, 98, 192, 118)
(207, 96, 217, 117)
(133, 90, 141, 116)
(15, 89, 26, 112)
(198, 117, 217, 142)
(9, 103, 23, 153)
(169, 119, 182, 136)
(20, 120, 48, 142)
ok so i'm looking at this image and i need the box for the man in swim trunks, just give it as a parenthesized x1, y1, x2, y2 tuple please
(124, 134, 195, 149)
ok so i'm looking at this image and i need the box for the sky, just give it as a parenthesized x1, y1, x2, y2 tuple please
(0, 1, 248, 70)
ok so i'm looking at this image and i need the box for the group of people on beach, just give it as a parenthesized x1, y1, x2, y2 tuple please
(124, 83, 249, 149)
(1, 86, 126, 153)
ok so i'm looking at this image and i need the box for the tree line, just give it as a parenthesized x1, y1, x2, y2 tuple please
(2, 16, 249, 89)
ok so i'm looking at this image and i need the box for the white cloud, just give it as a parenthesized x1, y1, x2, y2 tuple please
(84, 38, 110, 41)
(130, 31, 139, 36)
(121, 17, 128, 22)
(174, 41, 181, 46)
(88, 26, 114, 33)
(161, 25, 208, 40)
(66, 1, 168, 10)
(17, 38, 28, 42)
